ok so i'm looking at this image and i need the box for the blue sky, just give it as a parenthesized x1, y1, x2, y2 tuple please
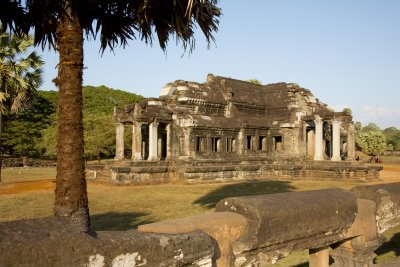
(40, 0, 400, 129)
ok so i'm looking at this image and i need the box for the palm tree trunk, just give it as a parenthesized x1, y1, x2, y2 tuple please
(0, 112, 2, 183)
(53, 10, 90, 231)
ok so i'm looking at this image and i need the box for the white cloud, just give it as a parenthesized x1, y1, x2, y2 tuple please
(354, 106, 400, 129)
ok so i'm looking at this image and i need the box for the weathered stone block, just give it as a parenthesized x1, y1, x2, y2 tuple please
(330, 198, 380, 267)
(138, 212, 248, 266)
(216, 188, 357, 265)
(351, 182, 400, 233)
(0, 217, 214, 267)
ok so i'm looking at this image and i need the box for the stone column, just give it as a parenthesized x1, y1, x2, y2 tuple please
(314, 117, 324, 161)
(166, 124, 172, 160)
(331, 120, 342, 161)
(115, 122, 124, 160)
(148, 121, 159, 161)
(131, 122, 142, 161)
(237, 130, 244, 155)
(347, 123, 356, 160)
(307, 130, 315, 158)
(309, 246, 329, 267)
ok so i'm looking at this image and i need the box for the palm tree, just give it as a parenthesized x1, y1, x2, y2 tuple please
(0, 28, 43, 182)
(1, 0, 220, 231)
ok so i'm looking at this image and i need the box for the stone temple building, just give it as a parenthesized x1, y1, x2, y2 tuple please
(88, 74, 381, 183)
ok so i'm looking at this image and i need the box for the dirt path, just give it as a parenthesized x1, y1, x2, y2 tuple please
(0, 180, 55, 195)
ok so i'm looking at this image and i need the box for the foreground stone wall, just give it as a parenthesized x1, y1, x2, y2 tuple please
(141, 183, 400, 267)
(1, 183, 400, 266)
(0, 217, 214, 267)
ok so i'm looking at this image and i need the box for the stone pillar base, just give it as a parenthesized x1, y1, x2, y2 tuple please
(330, 245, 377, 267)
(132, 152, 142, 161)
(309, 246, 330, 267)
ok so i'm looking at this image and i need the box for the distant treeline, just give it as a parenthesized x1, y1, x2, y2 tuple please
(1, 85, 143, 160)
(355, 122, 400, 156)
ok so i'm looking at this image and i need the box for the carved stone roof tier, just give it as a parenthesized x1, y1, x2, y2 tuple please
(175, 114, 274, 130)
(114, 74, 347, 126)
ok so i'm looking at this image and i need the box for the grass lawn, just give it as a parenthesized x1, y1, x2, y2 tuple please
(1, 164, 400, 266)
(1, 167, 56, 183)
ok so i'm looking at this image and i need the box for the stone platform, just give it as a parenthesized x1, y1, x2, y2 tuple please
(87, 158, 382, 185)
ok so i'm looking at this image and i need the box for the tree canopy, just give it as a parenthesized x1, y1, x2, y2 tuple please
(342, 108, 352, 116)
(0, 27, 43, 181)
(355, 122, 400, 154)
(359, 122, 381, 133)
(248, 79, 262, 85)
(2, 0, 221, 230)
(2, 94, 55, 156)
(2, 1, 220, 53)
(3, 85, 143, 159)
(0, 29, 43, 114)
(383, 127, 400, 151)
(357, 131, 387, 157)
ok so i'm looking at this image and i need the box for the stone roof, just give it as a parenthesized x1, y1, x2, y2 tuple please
(160, 74, 332, 114)
(115, 74, 345, 126)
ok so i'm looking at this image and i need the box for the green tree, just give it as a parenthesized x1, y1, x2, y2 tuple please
(82, 85, 143, 114)
(36, 117, 57, 158)
(342, 108, 352, 116)
(2, 94, 55, 156)
(360, 122, 381, 133)
(387, 143, 394, 152)
(35, 86, 142, 159)
(0, 28, 43, 182)
(2, 0, 221, 230)
(383, 127, 400, 151)
(83, 113, 115, 160)
(248, 79, 262, 85)
(37, 112, 132, 160)
(354, 121, 362, 132)
(357, 131, 387, 157)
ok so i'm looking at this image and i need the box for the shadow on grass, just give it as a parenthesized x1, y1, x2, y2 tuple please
(91, 212, 155, 231)
(375, 232, 400, 258)
(193, 180, 295, 209)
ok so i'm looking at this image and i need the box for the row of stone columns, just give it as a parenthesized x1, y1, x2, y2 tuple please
(115, 121, 168, 161)
(117, 118, 355, 162)
(313, 117, 353, 161)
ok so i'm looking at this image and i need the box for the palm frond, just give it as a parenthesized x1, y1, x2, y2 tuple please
(0, 29, 43, 114)
(0, 0, 27, 34)
(132, 0, 221, 53)
(4, 0, 220, 53)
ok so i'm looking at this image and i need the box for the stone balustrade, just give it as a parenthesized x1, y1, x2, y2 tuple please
(1, 183, 400, 266)
(140, 183, 400, 266)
